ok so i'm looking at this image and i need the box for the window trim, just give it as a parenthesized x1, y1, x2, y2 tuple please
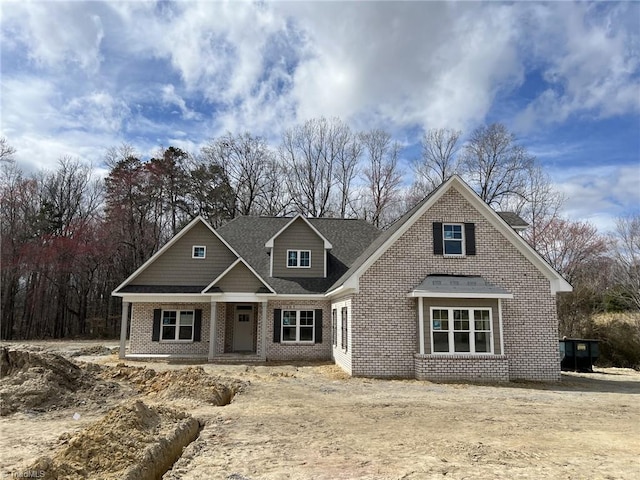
(286, 249, 311, 268)
(192, 245, 207, 259)
(332, 308, 337, 347)
(280, 309, 315, 343)
(429, 306, 493, 354)
(442, 223, 465, 257)
(341, 306, 348, 352)
(160, 309, 195, 342)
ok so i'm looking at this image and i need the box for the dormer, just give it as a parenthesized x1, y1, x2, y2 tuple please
(265, 215, 332, 278)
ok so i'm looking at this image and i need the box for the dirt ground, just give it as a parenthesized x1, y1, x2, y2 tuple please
(1, 341, 639, 480)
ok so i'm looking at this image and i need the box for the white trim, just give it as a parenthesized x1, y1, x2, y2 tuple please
(498, 298, 505, 356)
(418, 298, 425, 355)
(159, 309, 195, 342)
(429, 306, 495, 355)
(286, 249, 312, 268)
(442, 222, 465, 256)
(192, 245, 206, 259)
(264, 214, 333, 249)
(115, 293, 211, 303)
(338, 176, 572, 295)
(260, 301, 268, 360)
(280, 309, 316, 344)
(113, 216, 247, 294)
(119, 301, 129, 359)
(323, 249, 327, 278)
(208, 300, 217, 360)
(408, 292, 514, 299)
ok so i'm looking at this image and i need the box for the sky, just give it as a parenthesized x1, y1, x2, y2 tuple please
(1, 1, 639, 233)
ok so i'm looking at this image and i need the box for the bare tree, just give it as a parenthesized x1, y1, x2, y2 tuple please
(0, 137, 16, 163)
(535, 218, 609, 284)
(360, 129, 403, 228)
(460, 123, 534, 208)
(280, 117, 354, 217)
(412, 128, 461, 194)
(610, 215, 640, 310)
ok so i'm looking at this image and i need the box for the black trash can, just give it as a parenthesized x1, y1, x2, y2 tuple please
(559, 338, 599, 372)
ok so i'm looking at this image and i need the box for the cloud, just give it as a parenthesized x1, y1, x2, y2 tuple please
(515, 2, 640, 130)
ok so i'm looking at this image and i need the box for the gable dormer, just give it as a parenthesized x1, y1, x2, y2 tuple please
(265, 215, 332, 278)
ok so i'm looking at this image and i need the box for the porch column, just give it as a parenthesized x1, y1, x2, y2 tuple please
(260, 301, 268, 360)
(418, 297, 425, 355)
(208, 300, 217, 361)
(119, 301, 130, 359)
(498, 298, 504, 355)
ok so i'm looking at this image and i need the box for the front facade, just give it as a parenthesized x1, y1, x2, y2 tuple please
(113, 176, 572, 382)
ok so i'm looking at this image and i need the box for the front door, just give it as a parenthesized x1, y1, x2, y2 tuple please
(233, 305, 254, 352)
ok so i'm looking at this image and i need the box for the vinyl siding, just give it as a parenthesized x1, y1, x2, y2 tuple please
(272, 218, 325, 278)
(215, 262, 265, 293)
(131, 222, 237, 286)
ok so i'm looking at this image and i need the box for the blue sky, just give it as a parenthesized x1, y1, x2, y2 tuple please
(1, 1, 639, 233)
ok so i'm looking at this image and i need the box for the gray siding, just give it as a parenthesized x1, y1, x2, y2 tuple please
(272, 218, 325, 278)
(131, 222, 237, 286)
(421, 298, 501, 355)
(216, 262, 265, 293)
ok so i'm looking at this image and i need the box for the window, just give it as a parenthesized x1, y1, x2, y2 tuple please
(431, 307, 492, 354)
(433, 222, 476, 256)
(443, 224, 463, 255)
(192, 246, 206, 259)
(341, 307, 348, 351)
(282, 310, 315, 342)
(332, 308, 337, 346)
(161, 310, 194, 341)
(287, 249, 311, 268)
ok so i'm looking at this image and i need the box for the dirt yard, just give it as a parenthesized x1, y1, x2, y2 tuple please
(1, 341, 639, 480)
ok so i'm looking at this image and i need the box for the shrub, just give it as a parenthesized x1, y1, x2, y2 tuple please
(587, 313, 640, 370)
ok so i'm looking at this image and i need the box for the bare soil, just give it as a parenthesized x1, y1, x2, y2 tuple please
(1, 341, 639, 480)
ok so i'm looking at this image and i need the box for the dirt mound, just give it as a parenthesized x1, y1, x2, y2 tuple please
(30, 400, 201, 480)
(101, 364, 243, 405)
(0, 347, 127, 416)
(0, 347, 88, 416)
(70, 345, 115, 357)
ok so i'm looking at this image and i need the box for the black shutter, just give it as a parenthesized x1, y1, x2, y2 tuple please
(314, 309, 323, 344)
(152, 309, 161, 341)
(464, 223, 476, 256)
(273, 309, 282, 343)
(433, 222, 443, 255)
(193, 309, 202, 341)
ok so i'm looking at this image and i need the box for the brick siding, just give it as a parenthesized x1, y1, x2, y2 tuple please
(352, 188, 561, 381)
(414, 354, 509, 382)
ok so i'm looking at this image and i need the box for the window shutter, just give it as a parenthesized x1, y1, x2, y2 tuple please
(152, 309, 161, 341)
(273, 309, 282, 343)
(314, 309, 323, 344)
(193, 309, 202, 342)
(433, 222, 443, 255)
(464, 223, 476, 256)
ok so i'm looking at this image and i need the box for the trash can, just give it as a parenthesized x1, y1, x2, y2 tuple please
(559, 338, 599, 372)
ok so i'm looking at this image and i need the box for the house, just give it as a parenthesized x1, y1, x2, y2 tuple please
(112, 175, 572, 382)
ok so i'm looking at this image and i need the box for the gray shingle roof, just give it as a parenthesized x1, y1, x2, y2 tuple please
(215, 216, 381, 294)
(497, 212, 529, 229)
(412, 275, 512, 297)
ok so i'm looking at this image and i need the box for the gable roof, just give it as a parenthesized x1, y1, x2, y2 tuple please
(497, 212, 529, 231)
(202, 258, 275, 294)
(328, 175, 572, 295)
(264, 214, 333, 249)
(216, 216, 381, 295)
(112, 216, 241, 294)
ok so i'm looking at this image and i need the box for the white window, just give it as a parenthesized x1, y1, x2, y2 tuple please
(287, 249, 311, 268)
(161, 310, 194, 341)
(281, 310, 315, 342)
(443, 224, 464, 255)
(431, 307, 493, 354)
(192, 246, 206, 259)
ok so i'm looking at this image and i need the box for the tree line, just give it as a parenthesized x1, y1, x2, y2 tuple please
(0, 120, 638, 348)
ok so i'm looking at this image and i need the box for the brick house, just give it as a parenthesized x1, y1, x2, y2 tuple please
(113, 175, 572, 381)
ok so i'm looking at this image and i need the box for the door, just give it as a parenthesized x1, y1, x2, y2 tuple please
(233, 305, 254, 352)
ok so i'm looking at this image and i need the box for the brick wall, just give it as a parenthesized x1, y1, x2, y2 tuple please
(352, 188, 561, 381)
(265, 299, 332, 361)
(130, 302, 211, 356)
(414, 354, 509, 382)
